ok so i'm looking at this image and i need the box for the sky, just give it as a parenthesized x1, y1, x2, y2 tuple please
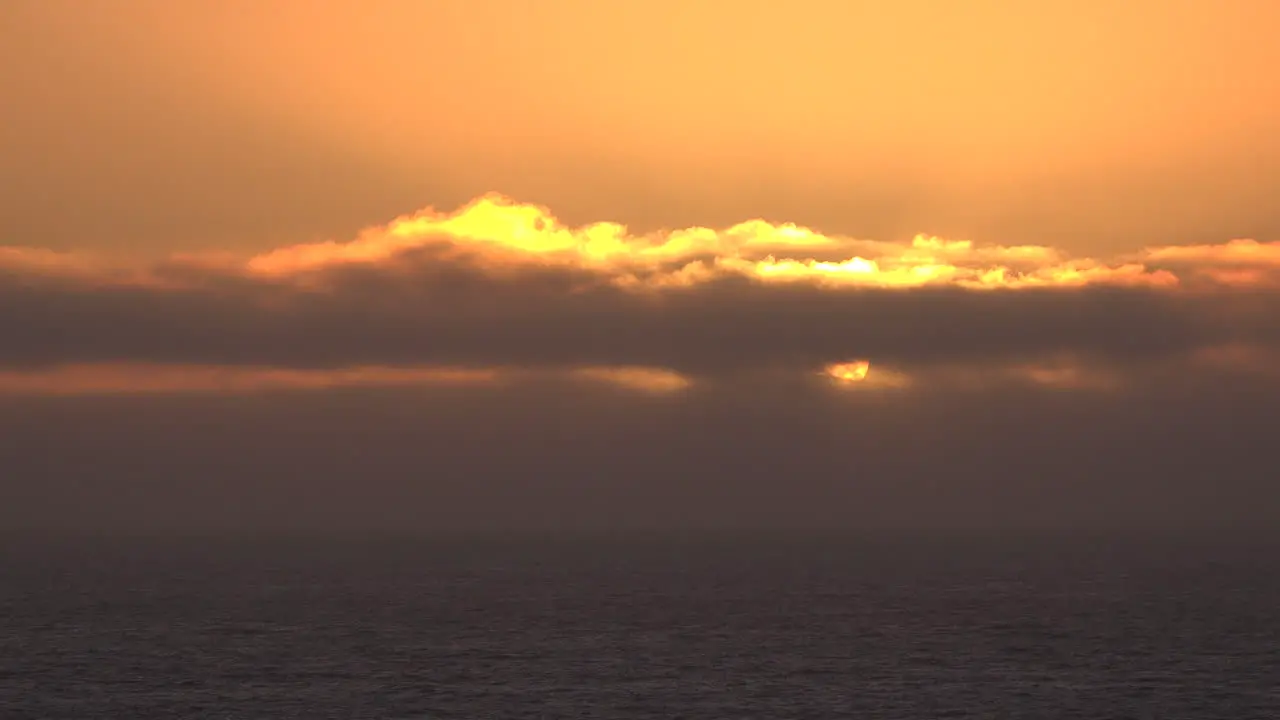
(2, 1, 1279, 536)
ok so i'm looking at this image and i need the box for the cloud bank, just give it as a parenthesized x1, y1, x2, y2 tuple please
(4, 196, 1280, 535)
(3, 195, 1279, 394)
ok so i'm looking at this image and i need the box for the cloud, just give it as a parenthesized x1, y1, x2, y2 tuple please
(243, 195, 1182, 290)
(1142, 238, 1280, 288)
(4, 196, 1279, 537)
(2, 195, 1280, 393)
(0, 363, 499, 396)
(3, 365, 1278, 536)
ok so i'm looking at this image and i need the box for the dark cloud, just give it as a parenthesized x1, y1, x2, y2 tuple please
(4, 247, 1278, 536)
(3, 249, 1277, 375)
(1, 368, 1277, 537)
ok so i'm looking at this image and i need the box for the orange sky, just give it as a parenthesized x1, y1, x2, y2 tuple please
(4, 0, 1280, 395)
(4, 0, 1279, 258)
(6, 3, 1280, 535)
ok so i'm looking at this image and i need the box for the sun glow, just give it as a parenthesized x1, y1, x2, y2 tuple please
(826, 361, 871, 383)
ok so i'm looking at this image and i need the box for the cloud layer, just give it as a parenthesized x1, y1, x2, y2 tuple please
(3, 195, 1280, 394)
(4, 196, 1280, 535)
(4, 365, 1277, 535)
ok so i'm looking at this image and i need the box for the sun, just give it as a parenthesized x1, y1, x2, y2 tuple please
(825, 360, 870, 383)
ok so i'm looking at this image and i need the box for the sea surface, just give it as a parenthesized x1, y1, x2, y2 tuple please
(2, 534, 1278, 719)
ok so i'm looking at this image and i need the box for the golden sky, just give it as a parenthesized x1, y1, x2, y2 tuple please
(5, 2, 1280, 534)
(4, 0, 1280, 396)
(4, 0, 1279, 257)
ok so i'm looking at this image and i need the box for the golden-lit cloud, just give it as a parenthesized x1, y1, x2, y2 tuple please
(3, 194, 1280, 396)
(244, 194, 1183, 290)
(1145, 238, 1280, 267)
(7, 194, 1271, 294)
(1142, 238, 1280, 288)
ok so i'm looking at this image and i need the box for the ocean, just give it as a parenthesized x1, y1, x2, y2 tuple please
(2, 534, 1277, 718)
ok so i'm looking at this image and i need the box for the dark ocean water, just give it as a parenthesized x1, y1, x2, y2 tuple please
(1, 535, 1277, 719)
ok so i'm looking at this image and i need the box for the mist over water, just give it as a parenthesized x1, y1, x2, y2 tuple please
(3, 533, 1277, 718)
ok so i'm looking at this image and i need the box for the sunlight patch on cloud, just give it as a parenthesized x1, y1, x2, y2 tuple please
(572, 366, 693, 393)
(1145, 238, 1280, 267)
(0, 364, 500, 396)
(0, 363, 698, 397)
(822, 358, 1130, 394)
(823, 361, 913, 390)
(1008, 363, 1122, 391)
(825, 360, 871, 383)
(0, 247, 117, 281)
(1143, 239, 1280, 288)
